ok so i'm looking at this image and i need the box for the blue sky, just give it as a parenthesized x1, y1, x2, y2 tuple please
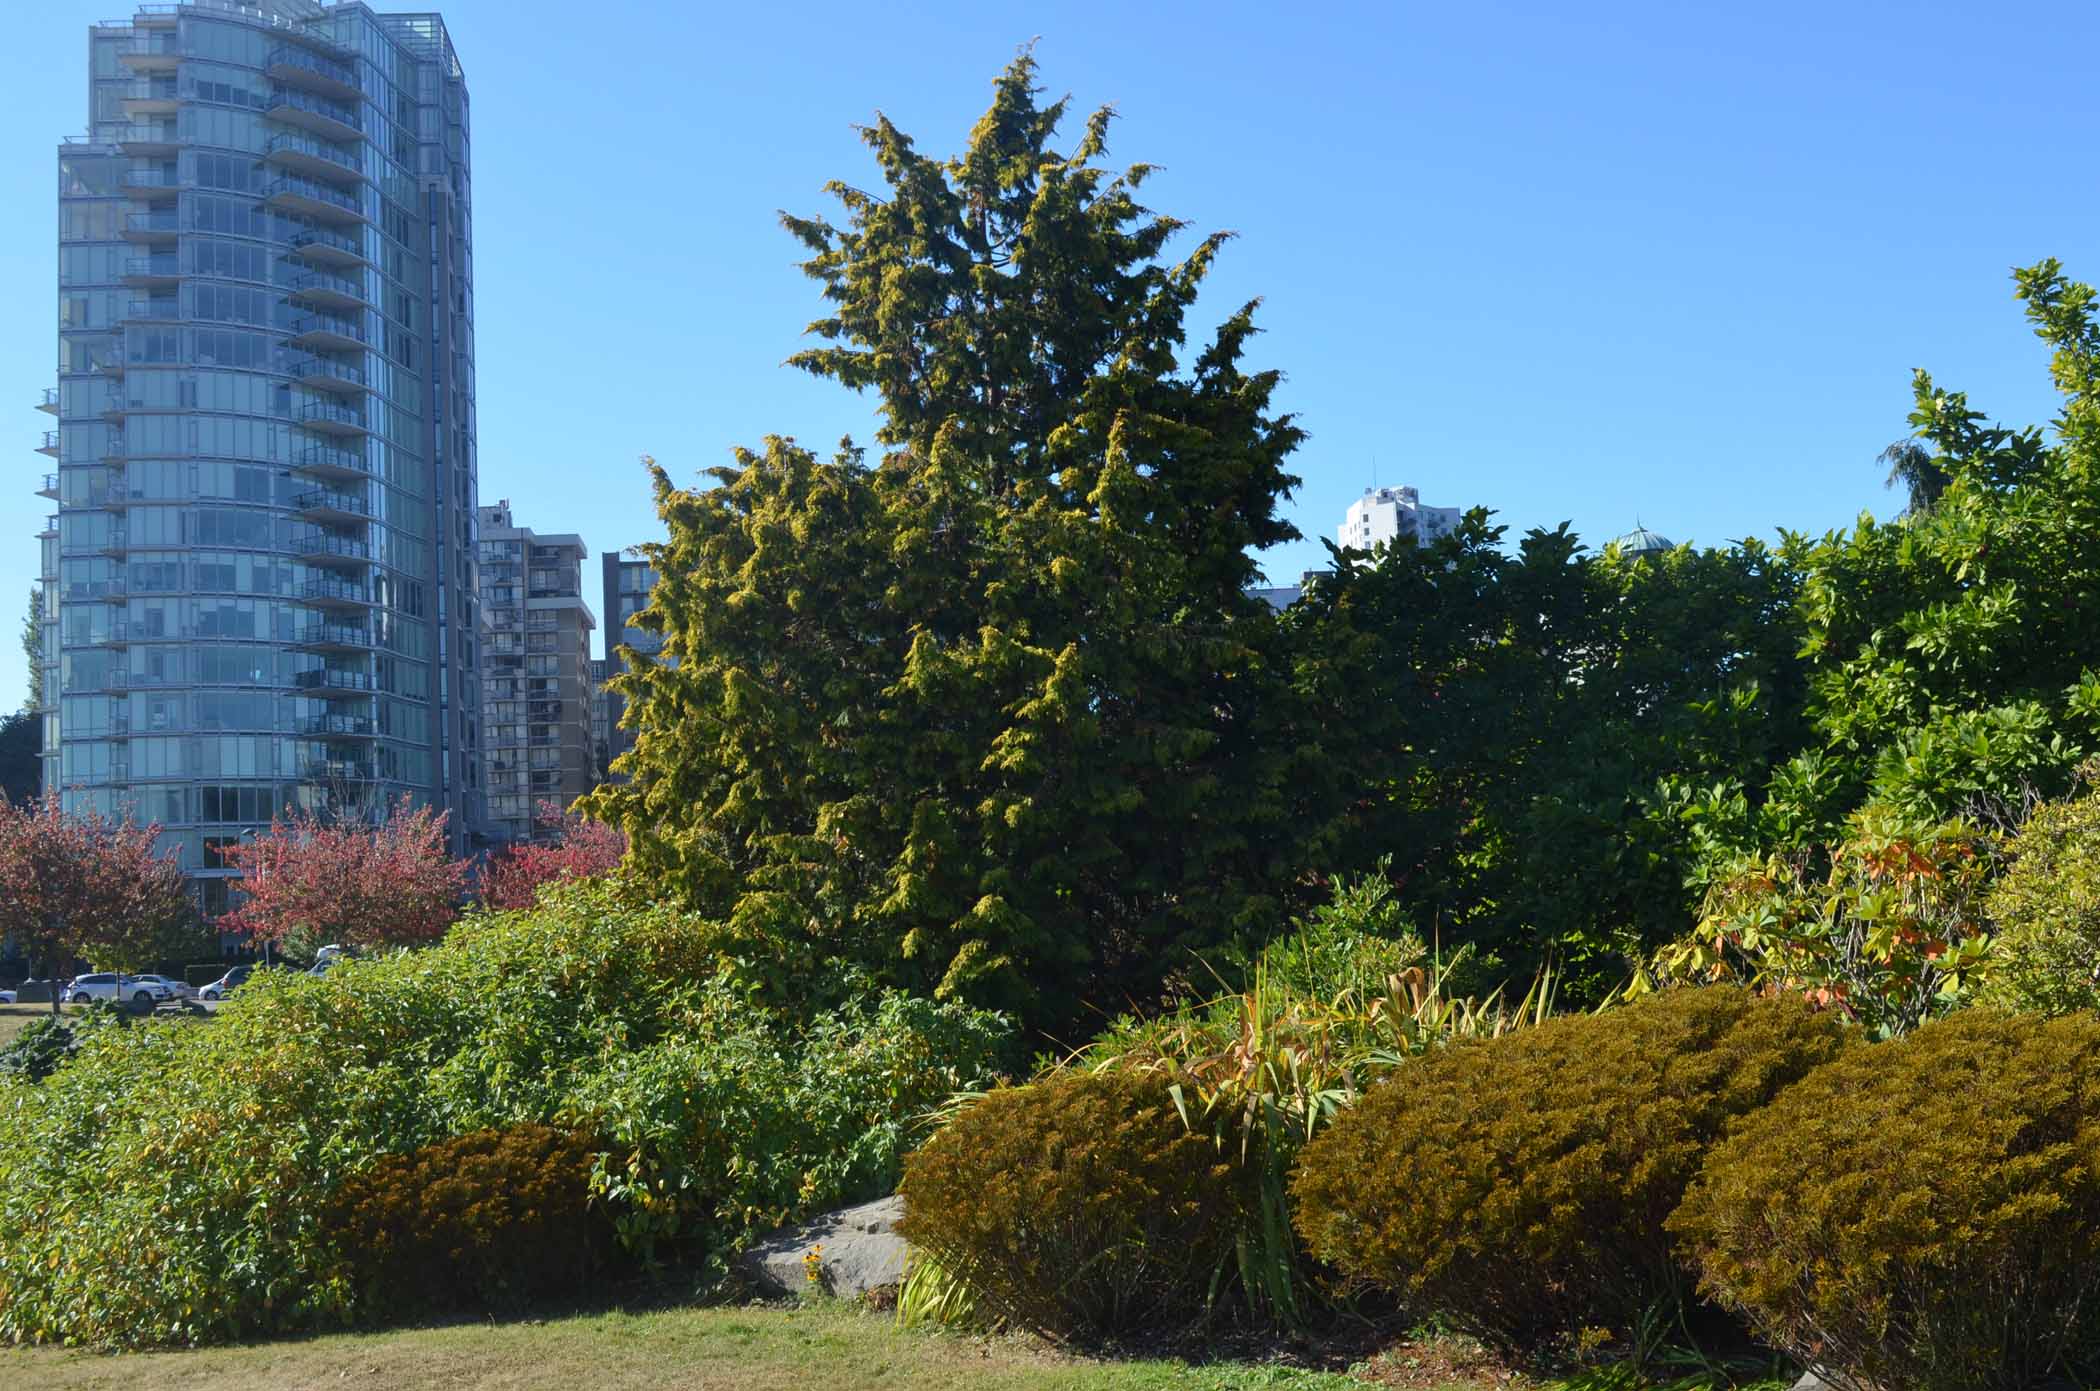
(5, 0, 2096, 702)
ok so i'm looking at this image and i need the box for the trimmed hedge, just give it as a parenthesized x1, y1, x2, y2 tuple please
(1289, 986, 1849, 1356)
(898, 1070, 1244, 1341)
(1672, 1009, 2100, 1391)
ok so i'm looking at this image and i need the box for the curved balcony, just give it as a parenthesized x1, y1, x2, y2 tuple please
(286, 269, 369, 314)
(286, 225, 370, 270)
(299, 757, 377, 781)
(260, 174, 366, 226)
(287, 355, 368, 396)
(120, 298, 180, 324)
(294, 400, 369, 438)
(291, 622, 372, 653)
(292, 488, 372, 524)
(115, 122, 179, 157)
(264, 89, 361, 144)
(120, 255, 180, 289)
(293, 668, 373, 694)
(119, 79, 179, 117)
(290, 444, 372, 482)
(295, 578, 374, 610)
(115, 35, 180, 71)
(120, 210, 179, 243)
(286, 311, 367, 354)
(299, 714, 376, 738)
(121, 168, 180, 202)
(263, 132, 363, 186)
(291, 530, 371, 568)
(266, 45, 360, 102)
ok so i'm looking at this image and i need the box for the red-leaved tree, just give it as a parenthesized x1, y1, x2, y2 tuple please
(219, 796, 467, 958)
(0, 792, 190, 1014)
(481, 800, 627, 910)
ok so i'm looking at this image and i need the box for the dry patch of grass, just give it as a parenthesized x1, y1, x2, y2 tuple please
(2, 1301, 1453, 1391)
(0, 1005, 66, 1047)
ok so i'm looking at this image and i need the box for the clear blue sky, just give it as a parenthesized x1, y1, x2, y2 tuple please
(6, 0, 2095, 701)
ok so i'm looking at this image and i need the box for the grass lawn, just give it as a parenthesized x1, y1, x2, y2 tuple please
(3, 1301, 1494, 1391)
(0, 1004, 67, 1046)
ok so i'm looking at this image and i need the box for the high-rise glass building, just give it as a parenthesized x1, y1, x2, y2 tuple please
(599, 552, 662, 778)
(40, 0, 482, 909)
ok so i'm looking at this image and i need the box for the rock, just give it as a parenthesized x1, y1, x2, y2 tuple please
(738, 1195, 908, 1299)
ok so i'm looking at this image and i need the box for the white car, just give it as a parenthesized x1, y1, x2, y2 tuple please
(64, 973, 170, 1008)
(131, 973, 197, 1002)
(0, 989, 14, 1004)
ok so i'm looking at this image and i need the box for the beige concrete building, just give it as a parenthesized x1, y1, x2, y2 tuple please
(477, 501, 594, 844)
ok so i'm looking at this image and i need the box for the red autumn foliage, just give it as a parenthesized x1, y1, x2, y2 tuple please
(218, 796, 468, 956)
(480, 800, 627, 911)
(0, 791, 189, 1013)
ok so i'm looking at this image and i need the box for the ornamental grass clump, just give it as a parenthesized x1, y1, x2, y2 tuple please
(1672, 1009, 2100, 1391)
(1289, 986, 1849, 1359)
(896, 1070, 1245, 1342)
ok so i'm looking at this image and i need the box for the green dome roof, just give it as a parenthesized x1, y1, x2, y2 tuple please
(1610, 526, 1675, 556)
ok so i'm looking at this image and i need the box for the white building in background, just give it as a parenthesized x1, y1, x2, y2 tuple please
(1338, 486, 1463, 554)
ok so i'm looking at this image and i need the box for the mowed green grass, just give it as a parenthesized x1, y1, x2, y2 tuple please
(0, 1004, 64, 1046)
(3, 1302, 1420, 1391)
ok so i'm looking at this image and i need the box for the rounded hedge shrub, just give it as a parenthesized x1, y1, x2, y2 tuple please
(320, 1124, 613, 1316)
(1290, 986, 1849, 1356)
(1981, 790, 2100, 1016)
(897, 1069, 1244, 1341)
(1671, 1009, 2100, 1391)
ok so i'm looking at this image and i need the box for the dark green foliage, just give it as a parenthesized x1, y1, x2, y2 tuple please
(1289, 987, 1849, 1357)
(320, 1124, 614, 1317)
(0, 881, 1009, 1346)
(584, 56, 1312, 1036)
(1672, 1010, 2100, 1391)
(0, 1015, 76, 1083)
(1286, 518, 1810, 998)
(897, 1070, 1245, 1341)
(0, 712, 37, 808)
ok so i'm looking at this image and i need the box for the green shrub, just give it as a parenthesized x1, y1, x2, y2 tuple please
(0, 1015, 77, 1084)
(897, 1070, 1245, 1341)
(1672, 1009, 2100, 1391)
(320, 1124, 612, 1316)
(1982, 787, 2100, 1015)
(0, 882, 1011, 1346)
(1290, 986, 1849, 1358)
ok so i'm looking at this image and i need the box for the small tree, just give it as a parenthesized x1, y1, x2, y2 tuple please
(480, 800, 626, 911)
(0, 792, 189, 1014)
(218, 797, 467, 959)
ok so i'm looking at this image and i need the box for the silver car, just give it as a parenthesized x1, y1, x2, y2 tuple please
(131, 973, 197, 1002)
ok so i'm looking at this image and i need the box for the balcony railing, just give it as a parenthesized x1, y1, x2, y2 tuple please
(293, 623, 371, 648)
(288, 268, 366, 303)
(293, 488, 372, 517)
(122, 255, 180, 280)
(292, 444, 371, 477)
(260, 174, 364, 221)
(287, 225, 365, 261)
(291, 531, 371, 562)
(123, 299, 181, 321)
(300, 714, 376, 737)
(294, 400, 368, 433)
(38, 387, 59, 413)
(294, 669, 373, 693)
(264, 131, 362, 180)
(298, 578, 370, 605)
(121, 168, 180, 196)
(37, 431, 58, 456)
(267, 44, 358, 93)
(288, 356, 367, 390)
(123, 210, 179, 238)
(287, 311, 367, 346)
(264, 88, 361, 138)
(299, 758, 376, 782)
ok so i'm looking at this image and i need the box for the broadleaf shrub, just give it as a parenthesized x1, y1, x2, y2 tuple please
(897, 1070, 1245, 1341)
(0, 1015, 77, 1083)
(1981, 785, 2100, 1016)
(319, 1124, 613, 1317)
(1289, 986, 1849, 1357)
(0, 881, 1010, 1346)
(1672, 1009, 2100, 1391)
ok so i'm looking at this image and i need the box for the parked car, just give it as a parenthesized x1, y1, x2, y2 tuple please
(131, 973, 197, 1002)
(64, 973, 169, 1008)
(0, 988, 14, 1004)
(198, 964, 252, 1001)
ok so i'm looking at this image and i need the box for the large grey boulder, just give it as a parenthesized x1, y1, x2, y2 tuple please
(738, 1195, 908, 1299)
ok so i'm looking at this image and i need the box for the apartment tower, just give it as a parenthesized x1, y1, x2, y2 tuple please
(39, 0, 482, 907)
(476, 502, 594, 844)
